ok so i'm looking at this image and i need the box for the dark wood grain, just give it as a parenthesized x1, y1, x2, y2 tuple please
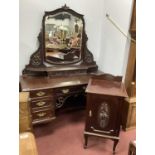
(123, 0, 136, 131)
(20, 74, 92, 91)
(84, 74, 127, 153)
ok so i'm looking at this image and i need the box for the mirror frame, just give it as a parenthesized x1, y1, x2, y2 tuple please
(42, 5, 85, 65)
(23, 5, 97, 76)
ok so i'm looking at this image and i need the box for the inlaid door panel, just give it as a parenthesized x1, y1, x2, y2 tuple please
(86, 94, 120, 134)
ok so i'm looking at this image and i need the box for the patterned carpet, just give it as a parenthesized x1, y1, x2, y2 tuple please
(34, 110, 136, 155)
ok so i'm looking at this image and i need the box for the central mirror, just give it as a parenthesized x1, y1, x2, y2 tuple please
(44, 12, 83, 64)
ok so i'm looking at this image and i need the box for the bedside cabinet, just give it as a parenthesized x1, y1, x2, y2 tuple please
(84, 74, 128, 153)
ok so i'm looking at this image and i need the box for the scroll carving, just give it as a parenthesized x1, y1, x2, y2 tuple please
(29, 32, 43, 67)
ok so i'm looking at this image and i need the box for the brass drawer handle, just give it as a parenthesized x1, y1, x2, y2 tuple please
(89, 110, 92, 117)
(37, 112, 46, 117)
(36, 101, 46, 107)
(36, 91, 45, 96)
(62, 89, 69, 94)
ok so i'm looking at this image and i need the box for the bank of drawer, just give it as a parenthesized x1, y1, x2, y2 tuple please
(32, 109, 55, 121)
(30, 89, 53, 98)
(54, 85, 86, 95)
(31, 98, 54, 109)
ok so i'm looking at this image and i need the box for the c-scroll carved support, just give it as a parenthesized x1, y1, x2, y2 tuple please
(82, 31, 95, 64)
(29, 31, 44, 67)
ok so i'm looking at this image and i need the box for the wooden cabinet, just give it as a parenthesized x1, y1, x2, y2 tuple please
(84, 74, 127, 153)
(123, 0, 136, 130)
(19, 92, 32, 132)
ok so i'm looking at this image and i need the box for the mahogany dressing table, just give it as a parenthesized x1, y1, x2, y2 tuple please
(20, 5, 100, 125)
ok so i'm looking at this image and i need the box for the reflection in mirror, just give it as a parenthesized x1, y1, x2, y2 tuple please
(45, 12, 83, 64)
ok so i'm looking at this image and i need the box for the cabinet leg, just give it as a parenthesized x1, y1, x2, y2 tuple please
(84, 134, 88, 149)
(113, 140, 118, 154)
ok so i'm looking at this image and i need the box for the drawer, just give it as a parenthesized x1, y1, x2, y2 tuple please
(30, 89, 53, 98)
(54, 85, 86, 95)
(32, 109, 55, 121)
(31, 98, 54, 109)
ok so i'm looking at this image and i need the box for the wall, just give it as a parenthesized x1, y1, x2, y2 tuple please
(19, 0, 133, 77)
(19, 0, 105, 75)
(98, 0, 134, 76)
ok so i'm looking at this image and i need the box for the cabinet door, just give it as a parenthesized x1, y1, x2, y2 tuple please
(86, 94, 121, 135)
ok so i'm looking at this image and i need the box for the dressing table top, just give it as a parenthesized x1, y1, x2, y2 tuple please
(20, 72, 102, 92)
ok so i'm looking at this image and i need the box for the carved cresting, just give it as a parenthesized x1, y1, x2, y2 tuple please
(98, 102, 110, 129)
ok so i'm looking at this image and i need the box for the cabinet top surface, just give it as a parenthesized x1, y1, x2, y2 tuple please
(86, 78, 128, 97)
(20, 74, 92, 91)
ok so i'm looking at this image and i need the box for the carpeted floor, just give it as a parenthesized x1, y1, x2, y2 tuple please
(34, 110, 136, 155)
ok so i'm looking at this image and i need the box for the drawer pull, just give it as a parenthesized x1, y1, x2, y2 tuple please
(37, 112, 46, 117)
(89, 110, 92, 117)
(62, 89, 69, 94)
(36, 101, 46, 107)
(36, 91, 45, 97)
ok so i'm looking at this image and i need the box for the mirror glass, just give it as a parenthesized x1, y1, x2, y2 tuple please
(45, 12, 83, 64)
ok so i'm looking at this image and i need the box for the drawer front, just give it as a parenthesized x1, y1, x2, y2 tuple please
(32, 109, 55, 121)
(54, 85, 86, 95)
(30, 89, 53, 98)
(31, 98, 54, 109)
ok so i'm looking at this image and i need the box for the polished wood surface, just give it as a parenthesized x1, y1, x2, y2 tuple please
(19, 92, 32, 132)
(123, 0, 136, 131)
(84, 74, 127, 153)
(130, 0, 136, 33)
(86, 78, 128, 97)
(20, 71, 103, 125)
(20, 74, 94, 91)
(124, 41, 136, 95)
(19, 132, 38, 155)
(124, 0, 136, 96)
